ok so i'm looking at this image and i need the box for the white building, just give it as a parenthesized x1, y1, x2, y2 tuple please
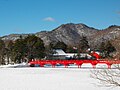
(53, 49, 92, 60)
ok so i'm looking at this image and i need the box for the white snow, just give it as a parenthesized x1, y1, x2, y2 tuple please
(0, 67, 119, 90)
(110, 31, 118, 34)
(0, 63, 29, 68)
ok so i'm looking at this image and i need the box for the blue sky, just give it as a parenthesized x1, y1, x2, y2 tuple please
(0, 0, 120, 36)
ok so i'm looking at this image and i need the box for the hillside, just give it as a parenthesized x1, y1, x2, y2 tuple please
(1, 23, 120, 51)
(1, 23, 99, 45)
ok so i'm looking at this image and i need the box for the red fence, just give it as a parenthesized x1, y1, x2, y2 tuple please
(29, 60, 120, 68)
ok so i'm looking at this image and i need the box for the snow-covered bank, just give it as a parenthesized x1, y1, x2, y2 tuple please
(0, 68, 119, 90)
(0, 63, 29, 68)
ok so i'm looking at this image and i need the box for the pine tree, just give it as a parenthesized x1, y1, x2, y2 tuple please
(53, 41, 67, 51)
(78, 36, 89, 52)
(12, 39, 27, 63)
(99, 41, 116, 58)
(0, 39, 5, 65)
(5, 40, 14, 64)
(24, 35, 45, 61)
(45, 43, 55, 59)
(105, 41, 116, 57)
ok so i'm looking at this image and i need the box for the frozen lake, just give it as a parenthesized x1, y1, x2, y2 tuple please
(0, 68, 119, 90)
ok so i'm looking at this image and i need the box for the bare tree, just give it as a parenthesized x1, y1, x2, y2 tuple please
(91, 65, 120, 87)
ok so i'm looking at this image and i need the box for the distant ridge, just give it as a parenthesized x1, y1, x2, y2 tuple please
(1, 23, 120, 52)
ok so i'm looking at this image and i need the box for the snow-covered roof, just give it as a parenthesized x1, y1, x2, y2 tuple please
(53, 49, 66, 56)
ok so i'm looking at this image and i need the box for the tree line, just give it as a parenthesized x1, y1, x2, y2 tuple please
(0, 35, 45, 65)
(0, 35, 116, 65)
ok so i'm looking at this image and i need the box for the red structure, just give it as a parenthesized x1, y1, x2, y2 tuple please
(90, 51, 101, 59)
(29, 59, 120, 69)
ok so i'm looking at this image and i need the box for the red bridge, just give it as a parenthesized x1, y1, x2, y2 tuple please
(29, 60, 120, 68)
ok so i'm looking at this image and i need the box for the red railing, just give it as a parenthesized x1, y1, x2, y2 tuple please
(29, 60, 120, 68)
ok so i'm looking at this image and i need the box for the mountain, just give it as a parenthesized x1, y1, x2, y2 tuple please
(1, 23, 120, 50)
(36, 23, 99, 46)
(89, 25, 120, 48)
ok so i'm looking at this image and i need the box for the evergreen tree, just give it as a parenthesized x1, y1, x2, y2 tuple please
(99, 41, 116, 58)
(105, 41, 116, 56)
(12, 39, 27, 63)
(53, 41, 67, 51)
(78, 36, 89, 52)
(66, 46, 77, 53)
(45, 43, 55, 59)
(0, 39, 5, 65)
(24, 35, 45, 61)
(5, 40, 14, 64)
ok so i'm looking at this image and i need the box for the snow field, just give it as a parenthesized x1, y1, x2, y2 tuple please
(0, 68, 119, 90)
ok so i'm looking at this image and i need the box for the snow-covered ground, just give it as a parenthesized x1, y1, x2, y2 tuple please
(0, 62, 29, 68)
(0, 67, 119, 90)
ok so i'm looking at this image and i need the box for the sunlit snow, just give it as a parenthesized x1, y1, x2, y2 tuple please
(0, 66, 119, 90)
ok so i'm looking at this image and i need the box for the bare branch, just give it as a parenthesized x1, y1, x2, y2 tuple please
(91, 65, 120, 87)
